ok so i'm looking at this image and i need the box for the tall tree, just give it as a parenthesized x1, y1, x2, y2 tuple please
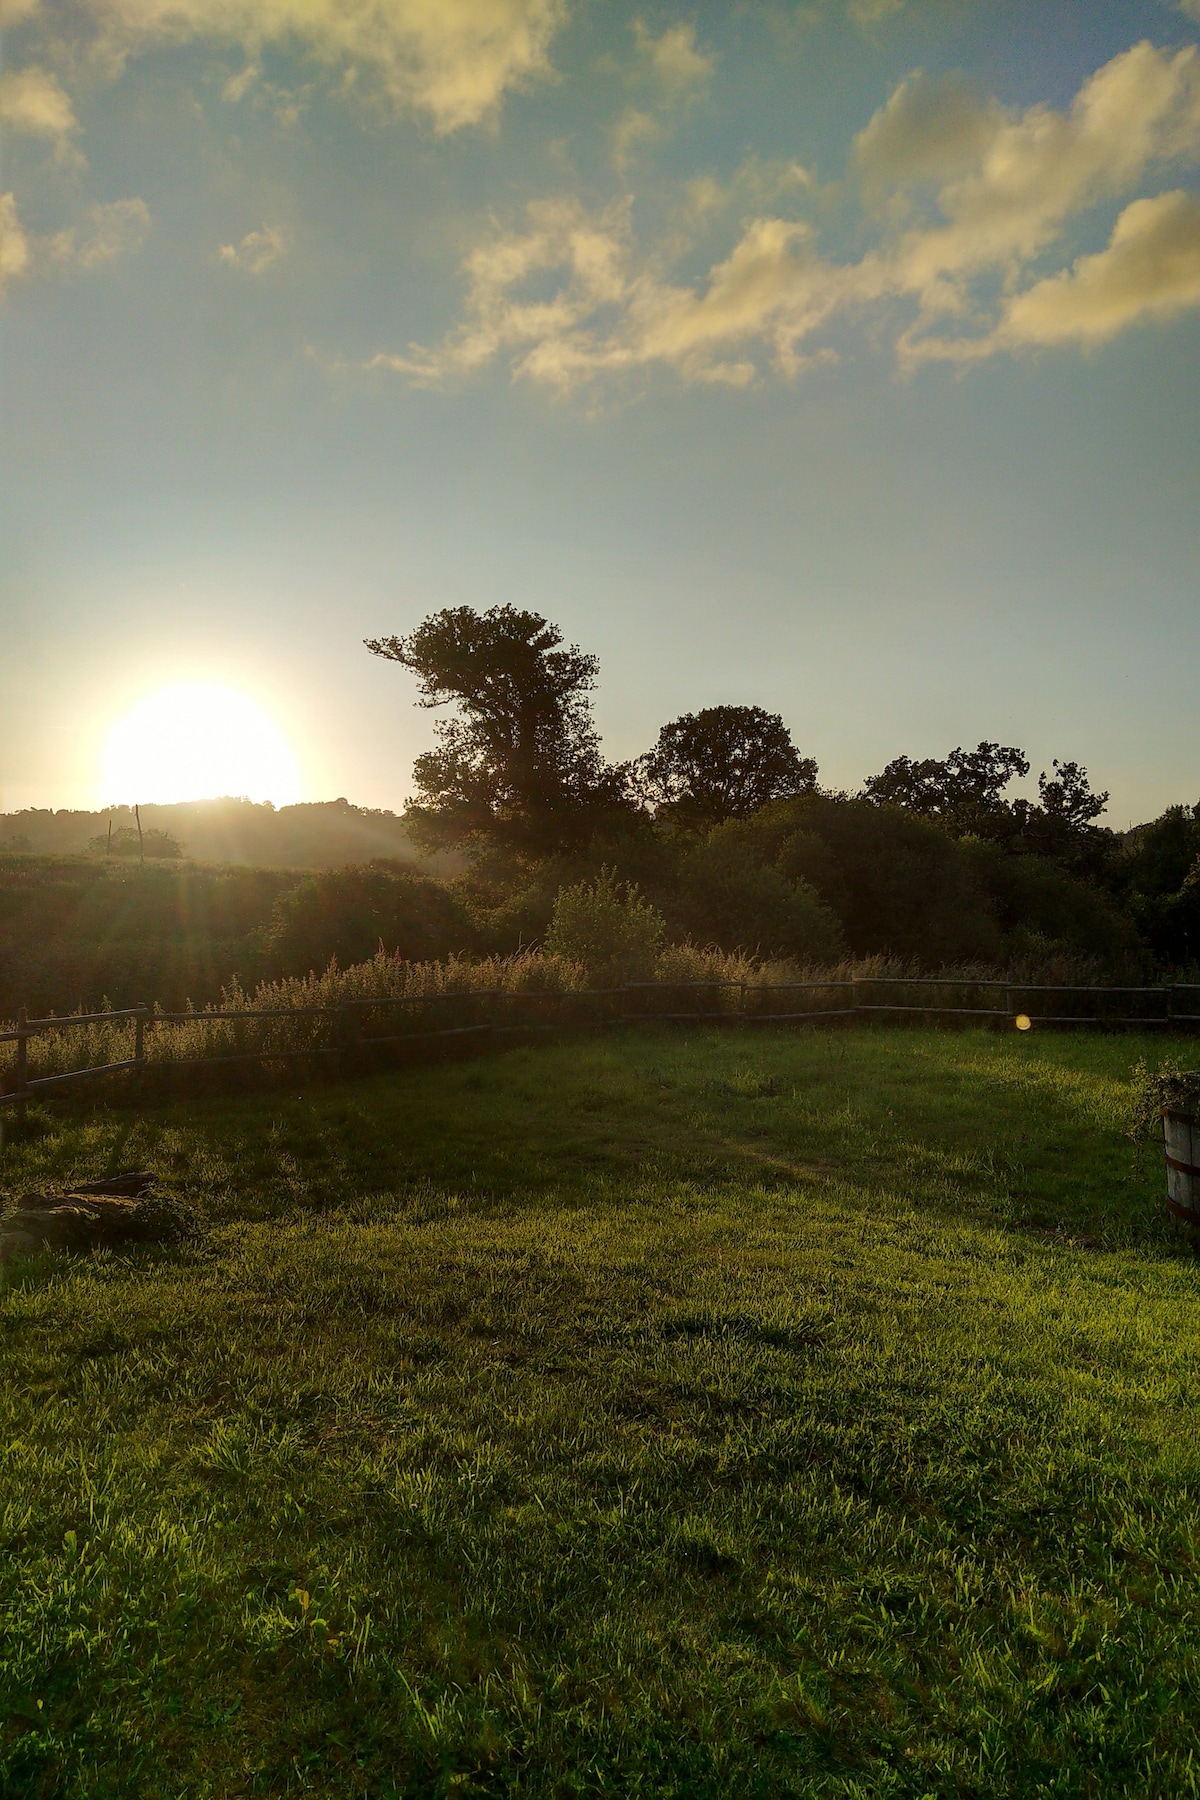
(633, 705, 818, 825)
(862, 742, 1111, 867)
(862, 743, 1030, 838)
(366, 606, 624, 853)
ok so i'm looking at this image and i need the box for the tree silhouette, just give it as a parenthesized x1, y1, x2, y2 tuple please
(634, 705, 818, 824)
(366, 606, 625, 853)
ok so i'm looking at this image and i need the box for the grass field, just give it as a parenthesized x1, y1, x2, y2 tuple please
(0, 1026, 1197, 1798)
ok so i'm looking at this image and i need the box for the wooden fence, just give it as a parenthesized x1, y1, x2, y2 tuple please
(3, 977, 1200, 1116)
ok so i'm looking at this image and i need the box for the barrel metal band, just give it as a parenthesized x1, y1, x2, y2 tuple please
(1167, 1195, 1200, 1225)
(1165, 1152, 1200, 1180)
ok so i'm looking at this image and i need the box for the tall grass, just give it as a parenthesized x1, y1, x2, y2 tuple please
(0, 945, 1173, 1094)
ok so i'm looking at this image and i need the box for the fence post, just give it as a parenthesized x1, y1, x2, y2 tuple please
(134, 1002, 149, 1092)
(15, 1006, 28, 1123)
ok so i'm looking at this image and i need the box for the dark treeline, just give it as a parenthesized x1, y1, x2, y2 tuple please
(356, 605, 1198, 976)
(2, 604, 1198, 1016)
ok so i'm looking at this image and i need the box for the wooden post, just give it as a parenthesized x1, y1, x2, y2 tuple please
(135, 1004, 149, 1088)
(15, 1006, 28, 1123)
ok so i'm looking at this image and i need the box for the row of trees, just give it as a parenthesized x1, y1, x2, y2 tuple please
(366, 606, 1108, 861)
(354, 604, 1200, 974)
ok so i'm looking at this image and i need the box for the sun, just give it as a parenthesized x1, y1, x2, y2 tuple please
(100, 683, 303, 806)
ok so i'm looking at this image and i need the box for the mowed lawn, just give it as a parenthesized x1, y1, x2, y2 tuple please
(1, 1027, 1199, 1799)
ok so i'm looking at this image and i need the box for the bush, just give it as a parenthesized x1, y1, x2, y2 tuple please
(262, 864, 473, 976)
(86, 827, 183, 859)
(958, 838, 1143, 970)
(543, 869, 665, 984)
(668, 824, 844, 960)
(734, 797, 1002, 964)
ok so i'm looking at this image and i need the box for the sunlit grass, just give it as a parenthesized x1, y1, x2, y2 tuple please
(0, 1028, 1197, 1797)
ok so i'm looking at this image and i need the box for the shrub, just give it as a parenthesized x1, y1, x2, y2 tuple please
(86, 827, 183, 859)
(543, 869, 665, 985)
(262, 864, 473, 976)
(668, 823, 844, 960)
(958, 838, 1143, 970)
(735, 797, 1002, 964)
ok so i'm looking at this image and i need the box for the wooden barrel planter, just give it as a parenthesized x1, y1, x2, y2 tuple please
(1164, 1103, 1200, 1227)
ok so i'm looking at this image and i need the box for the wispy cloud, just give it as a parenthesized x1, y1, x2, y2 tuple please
(219, 225, 288, 274)
(367, 41, 1200, 391)
(18, 0, 569, 133)
(1, 194, 150, 294)
(632, 19, 713, 99)
(0, 193, 33, 294)
(612, 19, 714, 172)
(848, 0, 904, 30)
(47, 197, 150, 269)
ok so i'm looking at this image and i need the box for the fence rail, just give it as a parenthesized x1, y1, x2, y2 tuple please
(3, 977, 1199, 1115)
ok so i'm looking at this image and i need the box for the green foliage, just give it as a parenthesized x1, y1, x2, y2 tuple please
(1115, 804, 1200, 965)
(262, 862, 474, 976)
(739, 796, 1003, 962)
(1128, 1055, 1200, 1141)
(0, 857, 296, 1017)
(958, 837, 1142, 968)
(0, 1030, 1196, 1795)
(669, 821, 844, 959)
(543, 867, 665, 982)
(634, 704, 818, 823)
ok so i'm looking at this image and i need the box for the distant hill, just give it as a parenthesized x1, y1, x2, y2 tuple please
(0, 797, 439, 870)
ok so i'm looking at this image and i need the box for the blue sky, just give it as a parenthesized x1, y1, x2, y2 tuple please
(2, 0, 1199, 824)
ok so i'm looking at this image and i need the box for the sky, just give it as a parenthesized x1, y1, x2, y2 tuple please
(2, 0, 1199, 827)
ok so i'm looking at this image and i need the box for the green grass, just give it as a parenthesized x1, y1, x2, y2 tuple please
(1, 1026, 1198, 1798)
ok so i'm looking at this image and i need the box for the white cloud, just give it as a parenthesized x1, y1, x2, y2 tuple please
(219, 224, 288, 272)
(854, 71, 1004, 187)
(1181, 0, 1200, 23)
(0, 66, 83, 164)
(0, 193, 34, 294)
(368, 197, 844, 389)
(911, 188, 1200, 359)
(883, 40, 1200, 322)
(18, 0, 567, 132)
(366, 40, 1200, 392)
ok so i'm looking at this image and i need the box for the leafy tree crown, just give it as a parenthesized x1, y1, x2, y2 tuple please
(634, 705, 818, 823)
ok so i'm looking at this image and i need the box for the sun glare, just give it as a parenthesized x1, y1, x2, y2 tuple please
(99, 683, 303, 806)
